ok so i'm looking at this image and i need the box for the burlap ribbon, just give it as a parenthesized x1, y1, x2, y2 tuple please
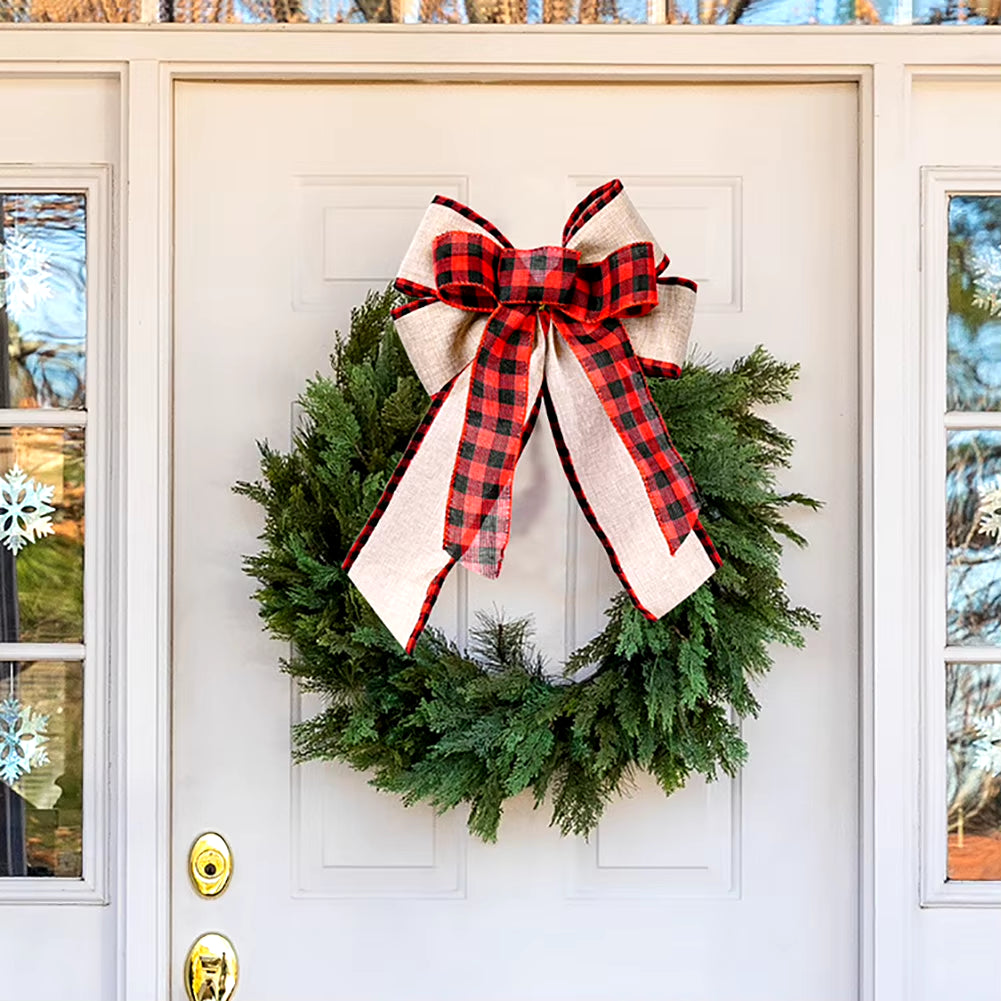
(344, 180, 720, 654)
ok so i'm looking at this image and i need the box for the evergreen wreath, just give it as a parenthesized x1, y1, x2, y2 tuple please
(237, 288, 819, 842)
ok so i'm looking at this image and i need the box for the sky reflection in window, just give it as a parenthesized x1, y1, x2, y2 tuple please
(948, 196, 1001, 412)
(0, 194, 86, 411)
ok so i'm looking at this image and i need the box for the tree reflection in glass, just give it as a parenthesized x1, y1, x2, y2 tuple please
(0, 428, 85, 645)
(948, 195, 1001, 412)
(163, 0, 1001, 22)
(946, 430, 1001, 645)
(948, 663, 1001, 880)
(0, 194, 86, 410)
(0, 661, 83, 878)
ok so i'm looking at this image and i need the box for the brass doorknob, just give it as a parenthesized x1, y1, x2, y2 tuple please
(184, 932, 238, 1001)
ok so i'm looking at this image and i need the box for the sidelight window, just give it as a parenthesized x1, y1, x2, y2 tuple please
(0, 182, 105, 895)
(924, 176, 1001, 903)
(944, 193, 1001, 885)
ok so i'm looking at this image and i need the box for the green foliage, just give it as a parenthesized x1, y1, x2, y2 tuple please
(236, 287, 819, 841)
(17, 534, 84, 641)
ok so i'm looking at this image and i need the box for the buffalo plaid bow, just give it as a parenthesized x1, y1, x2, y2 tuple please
(344, 180, 720, 655)
(430, 231, 699, 578)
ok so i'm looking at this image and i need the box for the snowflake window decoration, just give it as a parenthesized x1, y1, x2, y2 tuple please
(0, 694, 49, 788)
(0, 231, 53, 324)
(977, 480, 1001, 543)
(970, 708, 1001, 777)
(0, 465, 55, 555)
(972, 245, 1001, 319)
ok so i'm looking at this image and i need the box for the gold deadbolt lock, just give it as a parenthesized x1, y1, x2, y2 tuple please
(184, 932, 238, 1001)
(189, 832, 233, 897)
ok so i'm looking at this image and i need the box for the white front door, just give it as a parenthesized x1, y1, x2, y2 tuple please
(172, 80, 859, 1000)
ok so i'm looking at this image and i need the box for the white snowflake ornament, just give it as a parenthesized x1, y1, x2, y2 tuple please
(970, 708, 1001, 777)
(0, 466, 55, 555)
(0, 231, 53, 323)
(972, 245, 1001, 319)
(0, 695, 49, 787)
(978, 478, 1001, 542)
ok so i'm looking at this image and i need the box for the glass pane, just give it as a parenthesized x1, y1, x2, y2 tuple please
(0, 0, 136, 19)
(0, 661, 83, 878)
(0, 428, 84, 645)
(2, 0, 998, 20)
(948, 195, 1001, 411)
(163, 0, 1001, 19)
(0, 193, 86, 409)
(2, 0, 999, 20)
(948, 662, 1001, 881)
(947, 429, 1001, 645)
(946, 429, 1001, 645)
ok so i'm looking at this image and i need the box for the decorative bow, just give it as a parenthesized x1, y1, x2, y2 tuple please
(344, 180, 720, 655)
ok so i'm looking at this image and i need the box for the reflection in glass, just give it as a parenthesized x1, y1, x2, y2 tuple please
(0, 193, 86, 409)
(0, 661, 83, 878)
(948, 195, 1001, 411)
(2, 0, 999, 21)
(946, 430, 1001, 645)
(948, 662, 1001, 881)
(0, 428, 84, 644)
(165, 0, 1000, 20)
(0, 0, 135, 19)
(3, 0, 1001, 21)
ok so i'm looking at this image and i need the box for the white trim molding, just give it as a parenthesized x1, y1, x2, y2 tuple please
(0, 163, 113, 906)
(920, 166, 1001, 909)
(115, 57, 174, 1001)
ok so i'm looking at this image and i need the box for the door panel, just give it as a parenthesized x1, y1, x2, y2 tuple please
(173, 81, 858, 1000)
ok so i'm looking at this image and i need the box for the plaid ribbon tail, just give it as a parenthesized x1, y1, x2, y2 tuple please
(553, 315, 701, 554)
(443, 304, 538, 578)
(543, 328, 718, 622)
(342, 370, 468, 653)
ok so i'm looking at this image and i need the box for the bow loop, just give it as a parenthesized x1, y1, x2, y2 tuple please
(565, 242, 660, 323)
(433, 231, 502, 312)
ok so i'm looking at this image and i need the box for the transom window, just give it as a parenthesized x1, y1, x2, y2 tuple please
(1, 0, 997, 23)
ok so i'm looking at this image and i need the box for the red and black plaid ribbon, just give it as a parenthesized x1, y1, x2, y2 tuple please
(393, 207, 702, 580)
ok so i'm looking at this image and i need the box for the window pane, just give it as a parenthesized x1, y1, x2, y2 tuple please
(0, 0, 135, 19)
(948, 195, 1001, 411)
(0, 193, 87, 410)
(2, 0, 999, 20)
(162, 0, 1000, 19)
(948, 662, 1001, 881)
(0, 661, 83, 878)
(946, 429, 1001, 645)
(0, 427, 84, 644)
(2, 0, 998, 20)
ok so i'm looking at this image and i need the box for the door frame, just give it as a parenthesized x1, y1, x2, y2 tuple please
(3, 27, 995, 1001)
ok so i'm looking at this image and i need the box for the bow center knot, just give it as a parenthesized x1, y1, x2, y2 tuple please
(497, 245, 580, 309)
(431, 231, 659, 324)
